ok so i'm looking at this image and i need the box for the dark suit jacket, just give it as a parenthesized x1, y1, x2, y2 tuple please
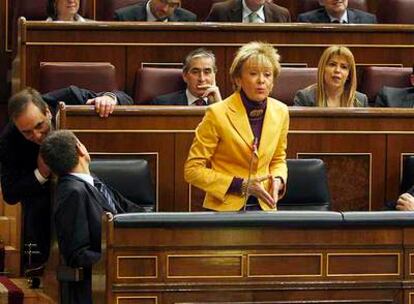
(297, 7, 377, 24)
(114, 1, 196, 21)
(293, 85, 368, 107)
(375, 86, 414, 108)
(151, 90, 188, 105)
(0, 86, 133, 264)
(54, 174, 144, 304)
(206, 0, 291, 22)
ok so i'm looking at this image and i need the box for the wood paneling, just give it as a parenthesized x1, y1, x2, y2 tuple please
(60, 106, 414, 212)
(16, 21, 414, 99)
(97, 215, 410, 303)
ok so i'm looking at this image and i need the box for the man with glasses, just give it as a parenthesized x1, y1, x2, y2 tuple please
(0, 86, 133, 268)
(114, 0, 196, 22)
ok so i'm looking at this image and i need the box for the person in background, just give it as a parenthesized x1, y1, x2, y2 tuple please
(46, 0, 88, 22)
(297, 0, 376, 24)
(114, 0, 196, 22)
(0, 86, 132, 267)
(184, 41, 288, 211)
(294, 45, 368, 107)
(152, 48, 222, 105)
(375, 65, 414, 107)
(206, 0, 290, 23)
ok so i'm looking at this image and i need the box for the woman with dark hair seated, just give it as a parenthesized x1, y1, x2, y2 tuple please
(46, 0, 88, 22)
(294, 45, 368, 107)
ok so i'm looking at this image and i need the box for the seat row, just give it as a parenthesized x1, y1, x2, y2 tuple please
(10, 0, 414, 23)
(38, 62, 412, 106)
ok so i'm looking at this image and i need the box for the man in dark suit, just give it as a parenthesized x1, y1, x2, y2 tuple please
(206, 0, 291, 23)
(152, 48, 222, 105)
(114, 0, 196, 21)
(40, 130, 144, 304)
(0, 86, 133, 267)
(297, 0, 376, 24)
(375, 67, 414, 107)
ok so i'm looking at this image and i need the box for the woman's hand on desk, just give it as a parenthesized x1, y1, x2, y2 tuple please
(244, 175, 276, 209)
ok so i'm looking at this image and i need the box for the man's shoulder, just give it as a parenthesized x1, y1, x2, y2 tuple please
(347, 8, 377, 23)
(211, 0, 237, 11)
(297, 8, 326, 22)
(174, 7, 197, 21)
(115, 3, 145, 20)
(265, 2, 290, 16)
(152, 90, 187, 105)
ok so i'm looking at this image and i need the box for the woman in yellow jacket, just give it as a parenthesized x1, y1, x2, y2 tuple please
(184, 41, 289, 211)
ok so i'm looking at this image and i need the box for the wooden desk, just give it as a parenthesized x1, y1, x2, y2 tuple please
(58, 106, 414, 212)
(94, 211, 414, 304)
(15, 20, 414, 98)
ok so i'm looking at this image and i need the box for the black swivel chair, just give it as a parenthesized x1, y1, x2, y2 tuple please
(278, 159, 331, 211)
(90, 158, 156, 212)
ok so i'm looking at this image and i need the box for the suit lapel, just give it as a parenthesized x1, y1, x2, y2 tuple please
(178, 91, 189, 105)
(63, 175, 116, 213)
(229, 0, 243, 22)
(347, 9, 358, 23)
(263, 3, 273, 22)
(257, 100, 277, 160)
(226, 93, 255, 149)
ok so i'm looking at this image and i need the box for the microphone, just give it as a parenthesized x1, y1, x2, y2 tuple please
(242, 137, 259, 211)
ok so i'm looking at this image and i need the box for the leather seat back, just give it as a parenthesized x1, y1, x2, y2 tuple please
(278, 159, 331, 211)
(39, 62, 117, 94)
(90, 158, 155, 211)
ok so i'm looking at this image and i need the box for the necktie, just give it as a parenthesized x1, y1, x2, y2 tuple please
(94, 178, 117, 214)
(248, 11, 260, 23)
(192, 98, 206, 106)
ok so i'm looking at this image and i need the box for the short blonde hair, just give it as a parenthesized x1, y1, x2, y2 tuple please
(316, 45, 359, 107)
(230, 41, 281, 91)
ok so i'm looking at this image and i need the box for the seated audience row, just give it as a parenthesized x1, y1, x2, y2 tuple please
(45, 0, 378, 24)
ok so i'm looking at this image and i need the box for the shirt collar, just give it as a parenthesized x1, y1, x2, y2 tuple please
(186, 89, 207, 106)
(146, 0, 169, 22)
(327, 9, 348, 23)
(242, 0, 265, 23)
(70, 172, 94, 186)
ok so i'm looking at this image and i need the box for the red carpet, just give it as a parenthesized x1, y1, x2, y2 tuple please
(0, 277, 23, 304)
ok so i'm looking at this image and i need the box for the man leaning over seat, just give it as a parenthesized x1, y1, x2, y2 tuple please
(0, 86, 132, 267)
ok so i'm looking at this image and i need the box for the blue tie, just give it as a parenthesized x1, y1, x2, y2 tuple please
(94, 178, 117, 214)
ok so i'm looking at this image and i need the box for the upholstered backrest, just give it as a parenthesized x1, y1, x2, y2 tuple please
(376, 0, 414, 24)
(99, 0, 138, 20)
(39, 62, 117, 94)
(272, 67, 317, 106)
(278, 159, 331, 211)
(90, 158, 155, 211)
(134, 67, 185, 104)
(359, 66, 412, 103)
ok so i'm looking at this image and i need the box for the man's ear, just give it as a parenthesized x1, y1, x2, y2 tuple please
(46, 108, 52, 120)
(182, 71, 189, 84)
(76, 142, 87, 157)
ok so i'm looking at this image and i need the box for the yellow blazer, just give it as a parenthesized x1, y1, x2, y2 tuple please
(184, 92, 289, 211)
